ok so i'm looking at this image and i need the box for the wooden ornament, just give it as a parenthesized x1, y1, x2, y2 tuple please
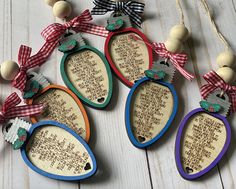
(169, 24, 189, 42)
(45, 0, 59, 6)
(105, 13, 153, 88)
(0, 60, 19, 81)
(125, 77, 178, 148)
(164, 37, 183, 53)
(175, 108, 231, 180)
(216, 51, 235, 68)
(60, 34, 113, 109)
(21, 121, 97, 181)
(216, 67, 236, 84)
(105, 28, 153, 87)
(27, 85, 90, 142)
(52, 1, 72, 19)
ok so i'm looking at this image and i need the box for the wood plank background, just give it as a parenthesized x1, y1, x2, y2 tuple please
(0, 0, 235, 188)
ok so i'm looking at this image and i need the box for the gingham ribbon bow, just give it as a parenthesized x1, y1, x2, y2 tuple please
(12, 45, 47, 91)
(153, 43, 195, 80)
(40, 9, 108, 58)
(200, 71, 236, 112)
(0, 93, 44, 124)
(91, 0, 145, 27)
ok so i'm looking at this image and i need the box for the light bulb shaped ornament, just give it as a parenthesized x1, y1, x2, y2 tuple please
(92, 0, 153, 88)
(41, 9, 113, 109)
(125, 39, 194, 148)
(59, 33, 113, 109)
(25, 72, 91, 142)
(175, 71, 235, 180)
(21, 121, 97, 181)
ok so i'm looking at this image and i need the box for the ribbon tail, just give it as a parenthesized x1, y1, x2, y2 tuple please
(38, 41, 59, 61)
(177, 68, 195, 81)
(123, 6, 143, 27)
(6, 104, 45, 119)
(2, 92, 21, 112)
(74, 23, 109, 37)
(91, 6, 108, 15)
(12, 73, 27, 92)
(18, 45, 32, 65)
(200, 84, 218, 99)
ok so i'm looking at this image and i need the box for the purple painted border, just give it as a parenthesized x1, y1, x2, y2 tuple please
(175, 108, 231, 180)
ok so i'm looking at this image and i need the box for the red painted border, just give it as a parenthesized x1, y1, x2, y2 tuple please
(105, 27, 153, 88)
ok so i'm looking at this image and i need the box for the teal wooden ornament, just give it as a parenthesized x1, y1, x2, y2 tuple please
(60, 33, 113, 109)
(58, 39, 78, 52)
(199, 100, 222, 113)
(23, 80, 41, 99)
(144, 70, 166, 80)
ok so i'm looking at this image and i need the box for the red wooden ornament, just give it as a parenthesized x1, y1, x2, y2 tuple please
(105, 27, 153, 88)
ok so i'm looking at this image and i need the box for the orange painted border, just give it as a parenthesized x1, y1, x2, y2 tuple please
(27, 84, 90, 142)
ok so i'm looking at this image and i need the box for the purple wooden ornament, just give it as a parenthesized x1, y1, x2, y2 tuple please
(175, 108, 231, 180)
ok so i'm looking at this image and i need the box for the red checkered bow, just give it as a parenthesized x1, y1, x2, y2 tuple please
(152, 43, 195, 80)
(11, 45, 47, 92)
(0, 92, 44, 124)
(200, 71, 236, 112)
(40, 9, 109, 58)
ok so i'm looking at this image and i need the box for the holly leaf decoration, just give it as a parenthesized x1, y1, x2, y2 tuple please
(58, 39, 78, 52)
(23, 80, 41, 99)
(106, 19, 124, 31)
(13, 128, 27, 150)
(200, 101, 221, 113)
(145, 70, 166, 80)
(13, 139, 25, 150)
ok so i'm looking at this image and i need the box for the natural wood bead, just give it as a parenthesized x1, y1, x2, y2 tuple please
(53, 1, 72, 19)
(164, 37, 183, 53)
(44, 0, 59, 6)
(169, 24, 189, 42)
(0, 60, 20, 81)
(216, 51, 235, 68)
(216, 67, 236, 84)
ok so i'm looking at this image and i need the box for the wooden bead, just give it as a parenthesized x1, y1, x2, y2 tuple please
(53, 1, 72, 19)
(216, 67, 236, 84)
(44, 0, 59, 6)
(216, 51, 235, 68)
(164, 37, 183, 53)
(169, 24, 189, 42)
(0, 60, 20, 81)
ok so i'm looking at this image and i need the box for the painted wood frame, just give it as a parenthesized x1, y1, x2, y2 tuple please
(125, 77, 178, 148)
(21, 120, 97, 181)
(175, 108, 231, 180)
(105, 27, 153, 88)
(60, 45, 113, 109)
(27, 84, 91, 142)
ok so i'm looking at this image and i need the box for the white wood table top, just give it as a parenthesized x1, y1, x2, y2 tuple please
(0, 0, 235, 188)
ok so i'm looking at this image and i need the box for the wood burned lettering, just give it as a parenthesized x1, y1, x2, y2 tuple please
(21, 121, 97, 180)
(32, 88, 88, 140)
(61, 45, 113, 109)
(109, 33, 149, 84)
(125, 77, 178, 148)
(131, 82, 174, 143)
(66, 50, 108, 103)
(26, 126, 92, 176)
(181, 113, 226, 174)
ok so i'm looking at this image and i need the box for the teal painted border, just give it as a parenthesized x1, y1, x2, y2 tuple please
(60, 45, 113, 109)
